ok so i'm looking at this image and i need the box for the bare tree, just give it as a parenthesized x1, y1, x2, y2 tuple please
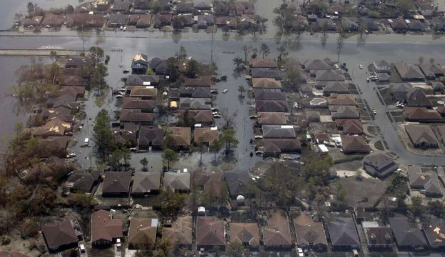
(336, 33, 344, 63)
(220, 107, 238, 128)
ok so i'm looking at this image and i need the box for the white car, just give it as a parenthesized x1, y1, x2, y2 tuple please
(223, 89, 229, 94)
(297, 248, 304, 257)
(66, 153, 76, 158)
(372, 109, 377, 115)
(359, 64, 363, 69)
(213, 114, 221, 118)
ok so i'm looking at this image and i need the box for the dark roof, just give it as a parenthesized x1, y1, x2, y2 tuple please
(405, 125, 439, 147)
(224, 171, 251, 197)
(176, 2, 194, 13)
(337, 119, 363, 134)
(184, 76, 213, 87)
(251, 68, 282, 80)
(256, 100, 289, 113)
(229, 223, 260, 247)
(91, 210, 123, 243)
(316, 70, 345, 82)
(303, 59, 331, 71)
(263, 210, 292, 248)
(132, 172, 161, 194)
(179, 87, 212, 98)
(41, 219, 78, 251)
(332, 106, 360, 120)
(120, 109, 155, 123)
(126, 75, 159, 86)
(169, 127, 191, 147)
(294, 213, 327, 247)
(257, 112, 287, 125)
(406, 88, 432, 107)
(341, 135, 371, 153)
(108, 14, 127, 26)
(404, 107, 441, 121)
(327, 217, 360, 248)
(323, 81, 350, 95)
(164, 172, 191, 191)
(263, 138, 301, 154)
(66, 171, 99, 192)
(408, 169, 443, 196)
(389, 217, 428, 248)
(254, 90, 286, 101)
(250, 58, 278, 68)
(262, 125, 296, 138)
(196, 217, 225, 247)
(423, 220, 445, 248)
(122, 98, 154, 110)
(363, 226, 393, 247)
(102, 172, 132, 195)
(138, 126, 164, 147)
(364, 153, 397, 173)
(394, 61, 425, 81)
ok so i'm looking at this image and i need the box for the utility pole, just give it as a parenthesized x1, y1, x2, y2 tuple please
(210, 26, 214, 64)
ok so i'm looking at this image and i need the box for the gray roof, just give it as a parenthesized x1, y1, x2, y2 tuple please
(262, 125, 296, 139)
(303, 59, 331, 71)
(389, 217, 428, 248)
(224, 171, 251, 197)
(406, 88, 432, 107)
(102, 172, 132, 195)
(127, 75, 159, 86)
(323, 81, 350, 95)
(327, 217, 360, 248)
(408, 169, 443, 196)
(132, 172, 161, 194)
(332, 106, 360, 119)
(256, 100, 289, 113)
(316, 70, 345, 81)
(251, 68, 282, 80)
(164, 172, 191, 191)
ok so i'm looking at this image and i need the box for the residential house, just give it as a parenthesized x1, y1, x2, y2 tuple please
(194, 127, 219, 146)
(257, 112, 287, 126)
(341, 17, 358, 32)
(214, 1, 230, 16)
(131, 172, 161, 196)
(215, 16, 238, 29)
(110, 1, 130, 12)
(131, 54, 149, 74)
(126, 75, 160, 87)
(41, 13, 64, 28)
(363, 153, 399, 179)
(328, 94, 357, 107)
(164, 172, 191, 193)
(332, 106, 360, 120)
(317, 18, 336, 31)
(235, 1, 255, 15)
(149, 58, 169, 76)
(341, 135, 371, 154)
(407, 19, 426, 31)
(251, 68, 282, 80)
(102, 172, 132, 197)
(162, 216, 193, 248)
(362, 221, 394, 250)
(32, 118, 72, 138)
(390, 83, 413, 101)
(250, 58, 278, 69)
(65, 171, 100, 193)
(336, 119, 363, 135)
(179, 98, 211, 110)
(127, 14, 152, 28)
(194, 171, 223, 198)
(390, 18, 408, 32)
(184, 76, 213, 87)
(254, 90, 286, 101)
(373, 60, 391, 73)
(405, 125, 439, 148)
(168, 127, 191, 149)
(389, 216, 428, 251)
(179, 87, 212, 98)
(91, 210, 124, 247)
(133, 0, 150, 10)
(263, 210, 293, 250)
(41, 219, 79, 252)
(120, 109, 154, 125)
(154, 14, 172, 28)
(404, 107, 441, 122)
(252, 78, 282, 90)
(23, 16, 43, 28)
(263, 138, 301, 157)
(323, 82, 350, 96)
(228, 223, 260, 250)
(196, 217, 225, 250)
(315, 70, 345, 88)
(420, 63, 444, 78)
(224, 171, 252, 199)
(176, 2, 194, 13)
(66, 14, 106, 28)
(394, 61, 425, 81)
(129, 86, 157, 99)
(406, 88, 432, 108)
(194, 0, 213, 11)
(128, 218, 158, 249)
(294, 213, 328, 251)
(303, 59, 331, 72)
(138, 126, 164, 150)
(326, 216, 360, 250)
(262, 125, 296, 139)
(108, 14, 127, 28)
(179, 110, 213, 125)
(360, 17, 379, 31)
(122, 98, 154, 112)
(256, 100, 289, 113)
(436, 126, 445, 146)
(197, 15, 215, 28)
(423, 220, 445, 249)
(409, 168, 443, 197)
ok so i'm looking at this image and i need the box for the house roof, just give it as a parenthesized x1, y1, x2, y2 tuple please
(328, 94, 357, 106)
(179, 98, 211, 110)
(120, 109, 155, 123)
(41, 219, 78, 250)
(128, 218, 158, 246)
(179, 87, 212, 98)
(176, 2, 194, 13)
(263, 138, 301, 154)
(405, 125, 439, 146)
(229, 223, 260, 247)
(294, 213, 327, 247)
(252, 78, 282, 89)
(363, 226, 393, 246)
(138, 126, 164, 147)
(303, 59, 331, 71)
(256, 100, 289, 113)
(258, 112, 287, 125)
(169, 127, 191, 147)
(164, 172, 191, 191)
(324, 81, 350, 95)
(332, 106, 360, 120)
(251, 68, 282, 80)
(394, 61, 425, 80)
(162, 216, 193, 246)
(250, 58, 278, 68)
(224, 171, 251, 197)
(132, 172, 161, 194)
(196, 217, 225, 246)
(404, 107, 441, 121)
(194, 171, 223, 197)
(91, 210, 123, 243)
(122, 98, 155, 110)
(180, 109, 213, 124)
(263, 210, 292, 248)
(364, 153, 396, 171)
(316, 70, 345, 81)
(184, 76, 213, 87)
(254, 90, 286, 101)
(194, 127, 219, 145)
(102, 172, 132, 195)
(126, 75, 159, 86)
(327, 217, 360, 247)
(341, 135, 371, 153)
(389, 217, 427, 247)
(129, 86, 157, 98)
(66, 171, 99, 192)
(262, 125, 296, 138)
(406, 88, 432, 107)
(423, 220, 445, 248)
(408, 170, 443, 196)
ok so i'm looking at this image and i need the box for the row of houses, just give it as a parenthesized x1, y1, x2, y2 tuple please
(248, 58, 302, 158)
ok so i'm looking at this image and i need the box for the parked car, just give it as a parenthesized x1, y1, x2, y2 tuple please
(223, 89, 229, 94)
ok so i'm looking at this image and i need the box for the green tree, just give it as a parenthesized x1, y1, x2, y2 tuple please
(166, 57, 179, 82)
(158, 187, 185, 222)
(88, 46, 105, 64)
(283, 57, 301, 91)
(220, 129, 238, 156)
(162, 149, 179, 170)
(210, 139, 222, 162)
(14, 122, 23, 136)
(140, 157, 149, 171)
(233, 56, 244, 71)
(428, 200, 445, 218)
(185, 59, 199, 78)
(226, 242, 249, 257)
(410, 196, 423, 217)
(260, 43, 270, 58)
(93, 109, 113, 156)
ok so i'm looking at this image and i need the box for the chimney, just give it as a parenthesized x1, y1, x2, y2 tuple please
(370, 233, 377, 244)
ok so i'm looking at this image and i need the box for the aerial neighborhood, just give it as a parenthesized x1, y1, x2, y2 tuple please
(1, 0, 445, 257)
